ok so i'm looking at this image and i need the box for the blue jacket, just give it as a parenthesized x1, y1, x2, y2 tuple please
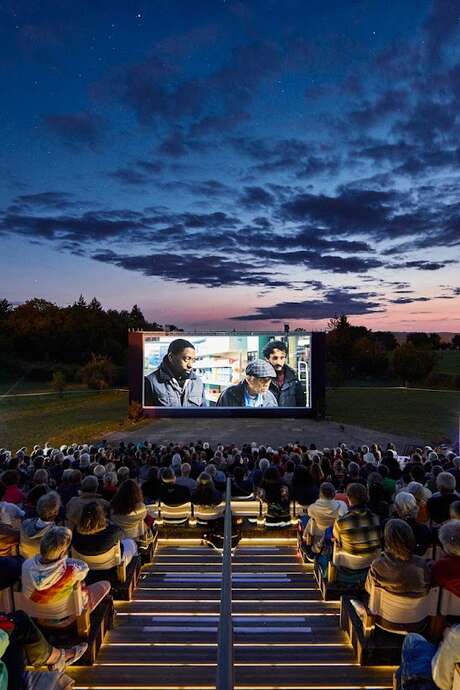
(144, 358, 207, 407)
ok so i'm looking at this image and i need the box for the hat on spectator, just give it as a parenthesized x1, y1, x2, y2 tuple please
(245, 359, 276, 378)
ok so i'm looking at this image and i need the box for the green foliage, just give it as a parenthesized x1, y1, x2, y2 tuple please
(0, 296, 181, 367)
(406, 332, 441, 350)
(79, 354, 115, 390)
(352, 336, 389, 377)
(452, 334, 460, 349)
(327, 314, 389, 379)
(393, 342, 437, 385)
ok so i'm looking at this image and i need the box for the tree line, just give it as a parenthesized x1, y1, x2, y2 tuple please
(326, 315, 460, 388)
(0, 298, 459, 390)
(0, 296, 181, 387)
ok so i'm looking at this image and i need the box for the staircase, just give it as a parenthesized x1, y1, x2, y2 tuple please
(69, 540, 394, 689)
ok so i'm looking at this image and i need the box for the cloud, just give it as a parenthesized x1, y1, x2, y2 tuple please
(387, 259, 458, 271)
(7, 192, 76, 212)
(238, 186, 276, 209)
(388, 296, 431, 304)
(92, 250, 291, 289)
(350, 89, 408, 127)
(44, 111, 107, 148)
(231, 288, 384, 321)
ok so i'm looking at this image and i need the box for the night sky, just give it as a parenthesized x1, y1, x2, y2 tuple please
(1, 0, 460, 331)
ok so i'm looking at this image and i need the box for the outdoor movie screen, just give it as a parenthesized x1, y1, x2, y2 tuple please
(143, 333, 312, 409)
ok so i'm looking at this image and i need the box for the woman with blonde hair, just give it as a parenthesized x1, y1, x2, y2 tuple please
(366, 518, 431, 597)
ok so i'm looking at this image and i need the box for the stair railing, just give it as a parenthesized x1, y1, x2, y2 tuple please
(216, 477, 234, 690)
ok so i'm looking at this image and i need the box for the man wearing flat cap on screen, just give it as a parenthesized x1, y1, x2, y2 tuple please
(216, 359, 278, 407)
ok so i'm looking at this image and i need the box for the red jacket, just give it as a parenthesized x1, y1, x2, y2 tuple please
(432, 555, 460, 597)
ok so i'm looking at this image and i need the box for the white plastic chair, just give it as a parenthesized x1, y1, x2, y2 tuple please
(363, 581, 439, 638)
(71, 543, 126, 583)
(192, 502, 225, 524)
(439, 588, 460, 616)
(13, 583, 90, 637)
(158, 501, 192, 525)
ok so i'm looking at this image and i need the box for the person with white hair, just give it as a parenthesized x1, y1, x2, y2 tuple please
(407, 481, 432, 524)
(393, 491, 433, 556)
(21, 526, 111, 626)
(427, 472, 459, 525)
(175, 463, 197, 492)
(431, 520, 460, 597)
(20, 491, 61, 559)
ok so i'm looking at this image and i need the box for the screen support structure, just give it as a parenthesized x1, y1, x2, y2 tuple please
(128, 330, 326, 419)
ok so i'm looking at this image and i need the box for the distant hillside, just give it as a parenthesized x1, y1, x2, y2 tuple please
(393, 332, 458, 344)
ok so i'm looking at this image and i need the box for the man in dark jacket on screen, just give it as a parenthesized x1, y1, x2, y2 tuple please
(263, 340, 305, 407)
(216, 359, 278, 407)
(144, 339, 207, 407)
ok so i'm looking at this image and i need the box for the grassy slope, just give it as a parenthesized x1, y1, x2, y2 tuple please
(433, 350, 460, 375)
(1, 386, 459, 450)
(327, 387, 460, 443)
(0, 390, 148, 450)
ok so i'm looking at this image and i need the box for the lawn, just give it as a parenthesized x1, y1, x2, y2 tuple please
(433, 350, 460, 375)
(1, 386, 459, 451)
(327, 387, 460, 444)
(0, 390, 148, 450)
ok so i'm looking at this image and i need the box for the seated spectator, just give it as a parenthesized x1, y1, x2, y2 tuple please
(101, 471, 118, 501)
(0, 481, 24, 528)
(159, 467, 191, 505)
(65, 475, 110, 529)
(427, 472, 459, 525)
(394, 492, 433, 556)
(175, 463, 197, 493)
(21, 526, 110, 627)
(303, 482, 348, 553)
(32, 469, 49, 488)
(58, 468, 81, 506)
(231, 466, 253, 498)
(450, 500, 460, 520)
(0, 610, 87, 690)
(22, 484, 48, 519)
(250, 457, 270, 490)
(191, 472, 222, 506)
(431, 520, 460, 597)
(142, 467, 162, 503)
(396, 624, 460, 690)
(407, 481, 431, 525)
(333, 483, 381, 558)
(110, 479, 148, 541)
(73, 501, 137, 566)
(0, 472, 25, 507)
(0, 554, 23, 589)
(367, 473, 390, 521)
(331, 459, 346, 491)
(366, 519, 431, 597)
(19, 491, 61, 559)
(117, 466, 130, 484)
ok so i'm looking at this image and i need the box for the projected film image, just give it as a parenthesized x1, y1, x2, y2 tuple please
(143, 333, 311, 409)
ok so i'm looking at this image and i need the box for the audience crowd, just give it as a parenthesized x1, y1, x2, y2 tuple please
(0, 437, 459, 690)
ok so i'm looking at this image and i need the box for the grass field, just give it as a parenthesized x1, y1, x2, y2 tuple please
(0, 390, 148, 450)
(327, 387, 459, 443)
(433, 350, 460, 375)
(1, 385, 459, 449)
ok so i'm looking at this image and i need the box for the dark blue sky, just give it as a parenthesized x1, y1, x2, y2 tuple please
(1, 0, 459, 330)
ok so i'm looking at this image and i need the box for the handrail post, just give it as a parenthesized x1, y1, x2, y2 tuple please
(216, 477, 234, 690)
